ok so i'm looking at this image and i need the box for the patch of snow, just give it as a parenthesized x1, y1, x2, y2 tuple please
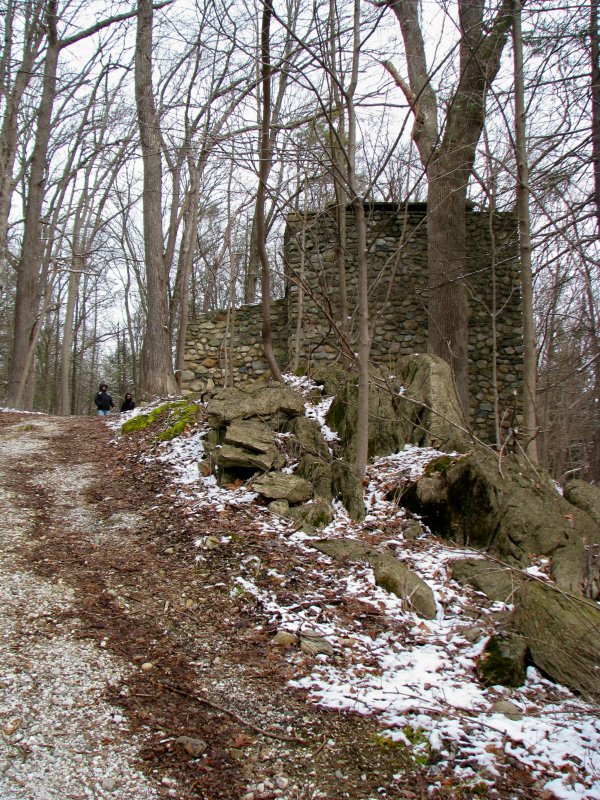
(126, 390, 600, 799)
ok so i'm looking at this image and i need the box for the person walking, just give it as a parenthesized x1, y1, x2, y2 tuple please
(120, 392, 136, 412)
(94, 384, 114, 416)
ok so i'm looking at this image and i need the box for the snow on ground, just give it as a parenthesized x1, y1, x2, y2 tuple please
(116, 383, 600, 799)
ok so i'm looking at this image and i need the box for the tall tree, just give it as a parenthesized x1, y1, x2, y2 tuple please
(512, 0, 538, 461)
(0, 0, 45, 304)
(383, 0, 514, 416)
(5, 0, 140, 409)
(256, 0, 284, 382)
(135, 0, 177, 397)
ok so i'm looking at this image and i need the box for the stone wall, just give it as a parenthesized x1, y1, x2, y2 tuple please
(284, 203, 522, 440)
(181, 301, 288, 394)
(182, 202, 522, 442)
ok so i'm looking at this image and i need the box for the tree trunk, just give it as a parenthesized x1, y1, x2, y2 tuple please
(348, 0, 370, 482)
(426, 159, 470, 416)
(59, 258, 82, 416)
(383, 0, 513, 420)
(256, 0, 283, 382)
(135, 0, 177, 398)
(591, 0, 600, 232)
(6, 0, 59, 409)
(174, 179, 199, 378)
(513, 0, 538, 462)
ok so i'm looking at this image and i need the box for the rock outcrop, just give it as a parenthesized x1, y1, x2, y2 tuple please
(564, 479, 600, 527)
(450, 558, 521, 603)
(324, 354, 468, 462)
(513, 581, 600, 700)
(204, 382, 364, 522)
(400, 449, 600, 595)
(311, 538, 436, 620)
(207, 382, 305, 428)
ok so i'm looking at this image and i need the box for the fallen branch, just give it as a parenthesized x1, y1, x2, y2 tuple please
(162, 681, 308, 744)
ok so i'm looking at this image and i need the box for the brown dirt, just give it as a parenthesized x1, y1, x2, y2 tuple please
(0, 411, 541, 800)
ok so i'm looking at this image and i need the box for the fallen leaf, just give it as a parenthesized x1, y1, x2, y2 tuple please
(2, 718, 21, 736)
(231, 733, 255, 748)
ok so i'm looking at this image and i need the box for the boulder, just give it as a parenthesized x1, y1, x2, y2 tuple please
(207, 383, 305, 428)
(394, 353, 467, 450)
(287, 499, 335, 529)
(268, 499, 290, 516)
(309, 364, 350, 397)
(299, 630, 334, 656)
(311, 539, 436, 620)
(216, 443, 276, 472)
(372, 552, 437, 619)
(331, 459, 365, 521)
(224, 419, 276, 454)
(326, 379, 401, 462)
(450, 558, 521, 603)
(564, 479, 600, 527)
(297, 454, 333, 501)
(488, 700, 524, 721)
(283, 416, 329, 459)
(272, 630, 298, 648)
(252, 472, 312, 504)
(513, 580, 600, 700)
(400, 448, 600, 593)
(325, 354, 468, 463)
(477, 633, 527, 688)
(312, 538, 374, 563)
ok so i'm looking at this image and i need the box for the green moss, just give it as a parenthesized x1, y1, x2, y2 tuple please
(371, 728, 431, 767)
(121, 405, 165, 434)
(402, 726, 428, 747)
(424, 455, 454, 476)
(477, 635, 525, 688)
(121, 400, 201, 442)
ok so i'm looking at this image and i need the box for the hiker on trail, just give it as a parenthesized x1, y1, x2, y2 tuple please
(120, 392, 136, 412)
(94, 384, 114, 416)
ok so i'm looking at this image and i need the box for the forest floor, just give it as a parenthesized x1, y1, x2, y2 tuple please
(0, 410, 591, 800)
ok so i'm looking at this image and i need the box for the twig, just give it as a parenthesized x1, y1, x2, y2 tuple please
(162, 681, 308, 744)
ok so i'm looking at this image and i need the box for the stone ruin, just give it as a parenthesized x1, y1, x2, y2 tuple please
(182, 201, 523, 443)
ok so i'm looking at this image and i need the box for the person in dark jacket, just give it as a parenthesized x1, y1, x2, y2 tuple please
(120, 392, 136, 412)
(94, 384, 114, 416)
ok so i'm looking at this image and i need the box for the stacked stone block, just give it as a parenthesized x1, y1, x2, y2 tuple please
(182, 202, 522, 443)
(284, 203, 521, 442)
(181, 301, 288, 394)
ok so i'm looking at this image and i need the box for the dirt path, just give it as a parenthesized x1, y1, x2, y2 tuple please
(0, 413, 423, 800)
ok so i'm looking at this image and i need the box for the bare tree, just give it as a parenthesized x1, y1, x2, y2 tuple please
(0, 0, 45, 303)
(382, 0, 514, 416)
(256, 0, 284, 382)
(6, 0, 141, 409)
(512, 0, 538, 462)
(135, 0, 177, 398)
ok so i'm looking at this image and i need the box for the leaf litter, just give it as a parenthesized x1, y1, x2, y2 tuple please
(140, 377, 600, 800)
(1, 392, 599, 800)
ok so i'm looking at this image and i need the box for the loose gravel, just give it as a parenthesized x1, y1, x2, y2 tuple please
(0, 417, 158, 800)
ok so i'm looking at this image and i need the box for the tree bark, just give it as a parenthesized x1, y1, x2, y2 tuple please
(0, 0, 44, 304)
(135, 0, 177, 397)
(6, 0, 59, 409)
(591, 0, 600, 232)
(347, 0, 370, 481)
(513, 0, 538, 462)
(174, 174, 200, 377)
(256, 0, 283, 382)
(384, 0, 514, 419)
